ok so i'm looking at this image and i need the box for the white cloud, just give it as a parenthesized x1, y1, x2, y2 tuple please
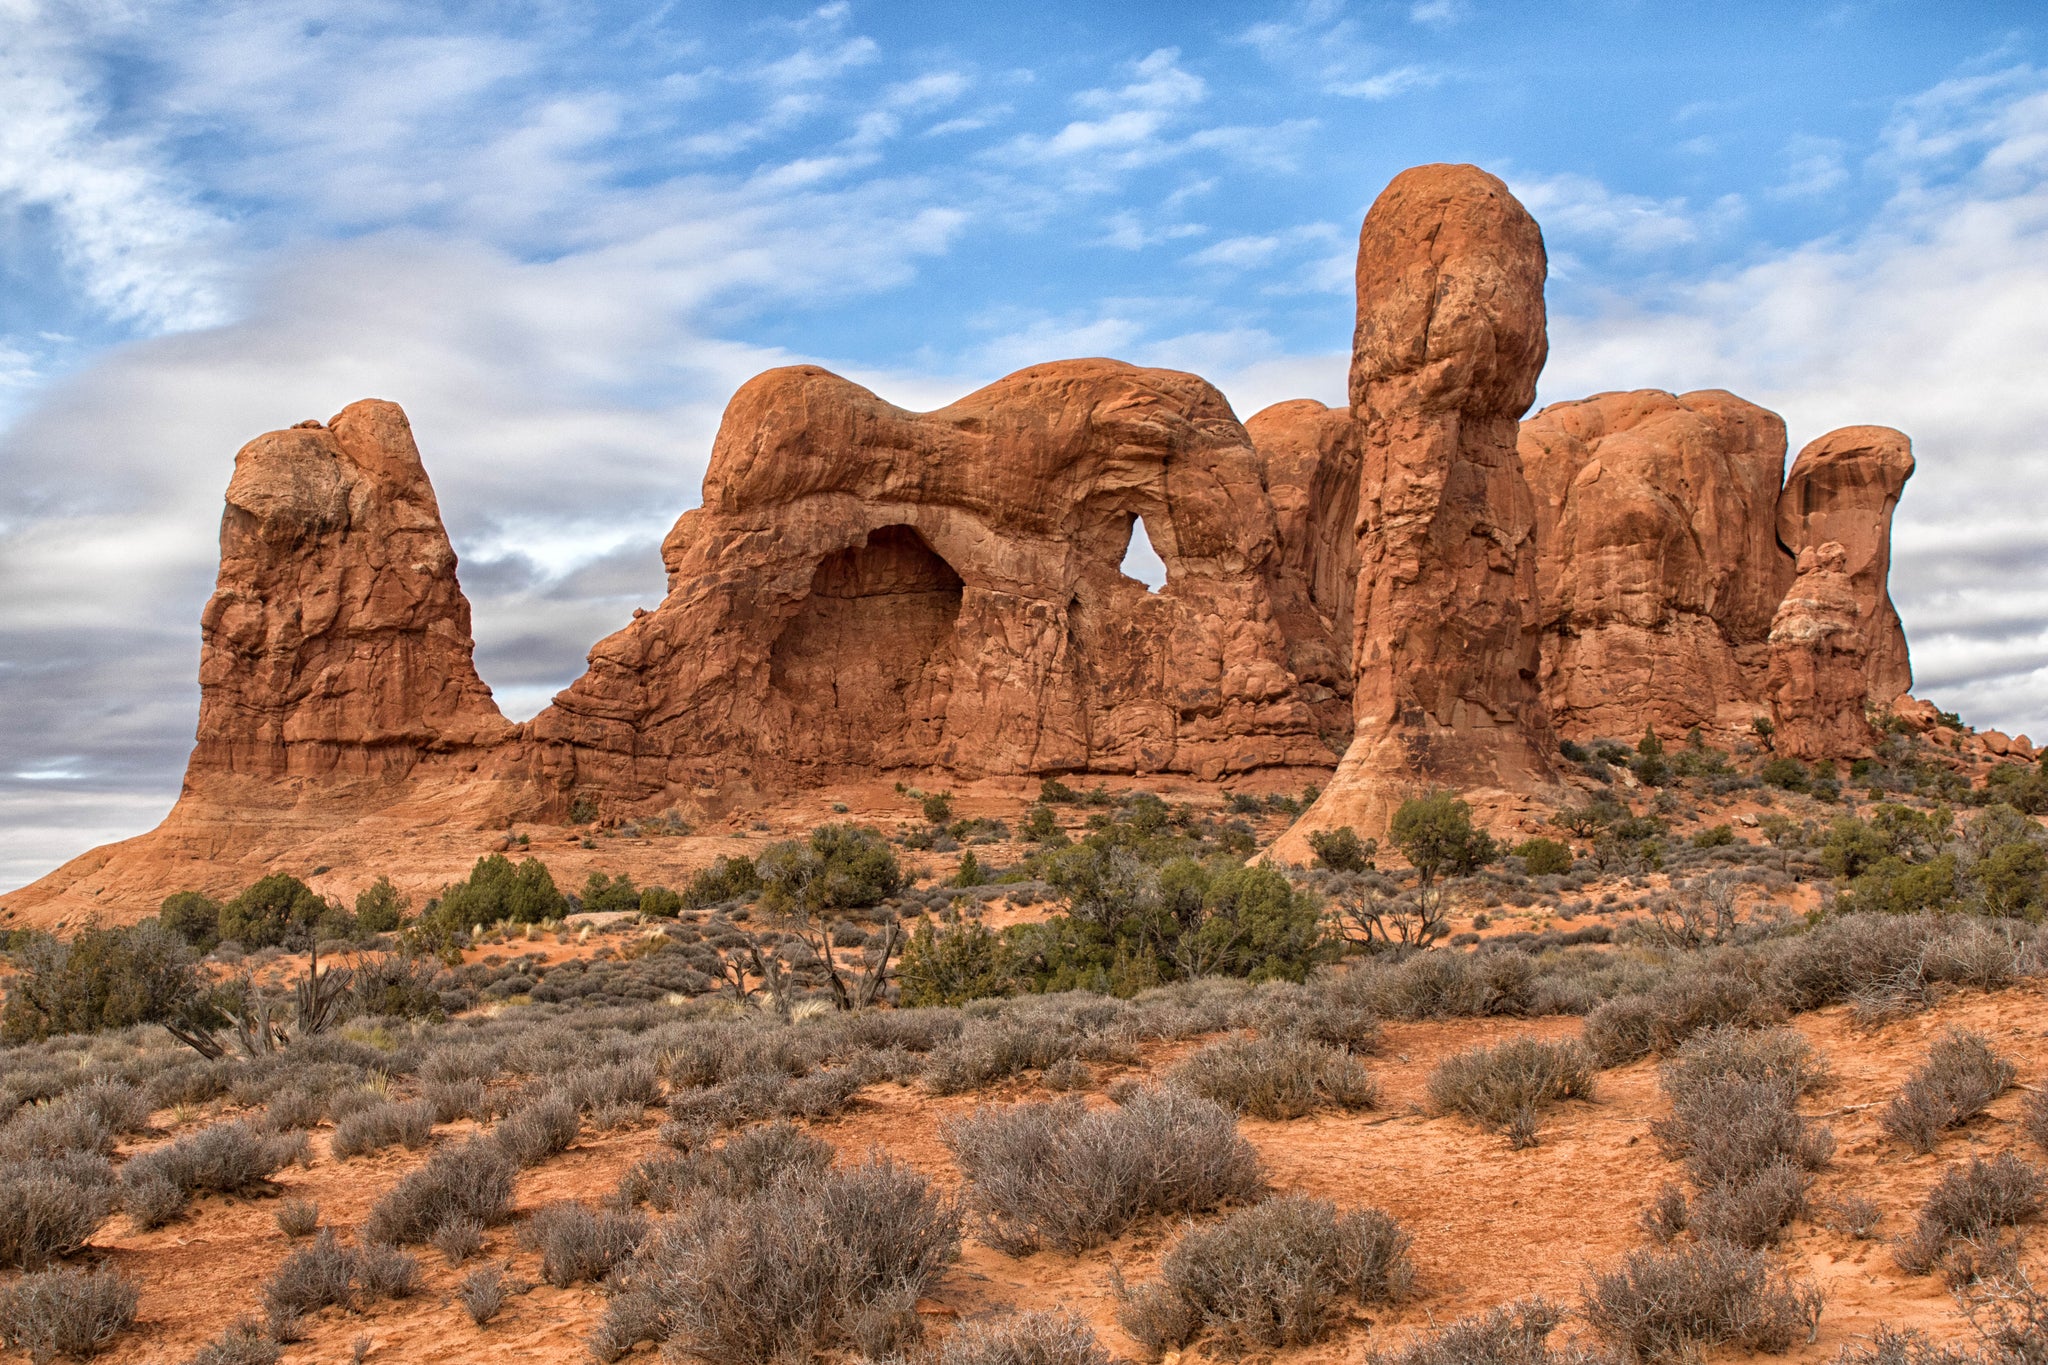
(1239, 3, 1446, 102)
(1510, 172, 1740, 254)
(0, 2, 230, 330)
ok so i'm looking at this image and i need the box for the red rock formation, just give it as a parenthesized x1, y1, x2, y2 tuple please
(1276, 163, 1561, 853)
(1768, 541, 1875, 759)
(1243, 398, 1361, 699)
(523, 359, 1347, 811)
(1520, 389, 1791, 741)
(1777, 425, 1914, 705)
(192, 400, 511, 790)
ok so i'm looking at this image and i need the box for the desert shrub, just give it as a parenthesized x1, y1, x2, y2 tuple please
(1367, 1297, 1590, 1365)
(0, 1159, 117, 1267)
(329, 1098, 435, 1160)
(1880, 1029, 2018, 1154)
(940, 1310, 1110, 1365)
(1819, 1193, 1884, 1240)
(900, 918, 1013, 1006)
(362, 1137, 516, 1244)
(581, 871, 643, 915)
(758, 825, 904, 915)
(1656, 1078, 1832, 1203)
(621, 1121, 837, 1212)
(565, 1059, 660, 1114)
(941, 1087, 1263, 1255)
(1390, 792, 1499, 880)
(1581, 1239, 1823, 1362)
(430, 854, 568, 930)
(1116, 1195, 1411, 1355)
(458, 1266, 507, 1326)
(1659, 1027, 1829, 1111)
(121, 1121, 287, 1226)
(1686, 1162, 1812, 1249)
(260, 1087, 326, 1132)
(1427, 1037, 1596, 1147)
(1166, 1033, 1378, 1120)
(275, 1198, 320, 1238)
(424, 1077, 489, 1124)
(525, 1201, 649, 1286)
(263, 1229, 361, 1317)
(596, 1154, 959, 1364)
(923, 1015, 1097, 1096)
(1308, 827, 1376, 873)
(0, 1263, 139, 1360)
(683, 856, 762, 909)
(1896, 1152, 2046, 1274)
(492, 1091, 579, 1166)
(1228, 982, 1382, 1053)
(1584, 968, 1780, 1066)
(184, 1318, 282, 1365)
(160, 890, 225, 950)
(355, 1242, 423, 1299)
(1513, 838, 1575, 875)
(1, 922, 199, 1042)
(353, 877, 408, 934)
(219, 874, 326, 949)
(431, 1217, 485, 1265)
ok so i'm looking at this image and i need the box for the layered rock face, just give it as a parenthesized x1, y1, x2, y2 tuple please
(524, 359, 1348, 807)
(1520, 389, 1792, 740)
(1276, 164, 1562, 852)
(1778, 425, 1915, 705)
(190, 400, 511, 794)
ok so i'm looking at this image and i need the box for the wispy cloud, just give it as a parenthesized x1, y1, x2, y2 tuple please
(1239, 2, 1447, 101)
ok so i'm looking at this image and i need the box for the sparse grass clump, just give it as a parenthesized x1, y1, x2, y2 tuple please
(1880, 1029, 2018, 1154)
(1426, 1036, 1596, 1147)
(592, 1154, 959, 1364)
(941, 1088, 1264, 1255)
(261, 1230, 424, 1320)
(1166, 1034, 1378, 1120)
(940, 1311, 1112, 1365)
(0, 1263, 139, 1360)
(184, 1317, 281, 1365)
(362, 1138, 516, 1245)
(1896, 1152, 2046, 1275)
(1116, 1195, 1412, 1356)
(1581, 1239, 1822, 1362)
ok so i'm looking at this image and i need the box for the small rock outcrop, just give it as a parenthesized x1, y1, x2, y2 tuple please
(1276, 163, 1561, 855)
(1777, 425, 1915, 705)
(1768, 541, 1875, 758)
(1521, 389, 1792, 741)
(191, 400, 511, 791)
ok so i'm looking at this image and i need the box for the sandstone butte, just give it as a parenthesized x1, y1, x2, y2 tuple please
(6, 162, 1939, 920)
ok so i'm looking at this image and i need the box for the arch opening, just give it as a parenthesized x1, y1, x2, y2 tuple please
(1118, 513, 1168, 593)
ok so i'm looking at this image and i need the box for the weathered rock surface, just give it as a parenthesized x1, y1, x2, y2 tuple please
(1276, 163, 1562, 856)
(1521, 389, 1792, 741)
(1768, 541, 1876, 759)
(191, 401, 512, 789)
(522, 359, 1348, 809)
(1777, 425, 1915, 705)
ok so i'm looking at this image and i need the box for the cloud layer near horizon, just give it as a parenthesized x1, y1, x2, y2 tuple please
(4, 2, 2047, 890)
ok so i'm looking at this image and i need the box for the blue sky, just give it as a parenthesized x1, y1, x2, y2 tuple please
(4, 0, 2047, 888)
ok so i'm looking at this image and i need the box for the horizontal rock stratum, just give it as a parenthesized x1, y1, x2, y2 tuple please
(7, 162, 1925, 919)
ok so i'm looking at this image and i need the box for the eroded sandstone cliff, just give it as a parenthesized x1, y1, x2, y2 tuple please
(4, 160, 1931, 918)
